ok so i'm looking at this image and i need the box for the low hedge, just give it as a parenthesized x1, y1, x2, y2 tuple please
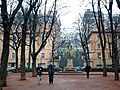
(13, 67, 120, 73)
(89, 68, 120, 72)
(25, 67, 61, 72)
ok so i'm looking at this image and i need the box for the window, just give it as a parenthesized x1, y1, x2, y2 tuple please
(107, 64, 112, 68)
(98, 52, 101, 60)
(12, 53, 15, 59)
(41, 53, 45, 59)
(97, 43, 101, 49)
(97, 64, 102, 68)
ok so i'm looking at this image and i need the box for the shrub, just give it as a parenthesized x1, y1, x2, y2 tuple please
(90, 68, 120, 72)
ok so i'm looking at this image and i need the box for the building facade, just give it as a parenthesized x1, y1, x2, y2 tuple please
(81, 9, 120, 68)
(89, 31, 120, 68)
(0, 12, 61, 68)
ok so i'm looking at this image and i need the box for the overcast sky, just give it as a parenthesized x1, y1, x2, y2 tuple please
(59, 0, 82, 33)
(7, 0, 120, 33)
(58, 0, 120, 33)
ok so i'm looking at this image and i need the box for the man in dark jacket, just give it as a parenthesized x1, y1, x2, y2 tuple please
(48, 64, 55, 84)
(85, 66, 91, 78)
(36, 64, 43, 85)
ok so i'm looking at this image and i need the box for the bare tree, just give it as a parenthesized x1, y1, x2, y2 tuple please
(27, 16, 33, 69)
(9, 13, 23, 72)
(0, 0, 23, 88)
(20, 0, 39, 80)
(48, 27, 60, 66)
(28, 0, 58, 77)
(29, 0, 42, 77)
(74, 13, 92, 67)
(104, 0, 119, 80)
(92, 0, 107, 76)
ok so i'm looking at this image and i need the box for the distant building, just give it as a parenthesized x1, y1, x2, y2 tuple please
(83, 9, 120, 68)
(0, 11, 61, 68)
(89, 31, 120, 68)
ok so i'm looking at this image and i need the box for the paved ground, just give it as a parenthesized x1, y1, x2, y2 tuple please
(3, 72, 120, 90)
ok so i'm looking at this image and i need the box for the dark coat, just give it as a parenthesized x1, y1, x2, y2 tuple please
(85, 66, 91, 72)
(36, 66, 43, 75)
(48, 64, 55, 75)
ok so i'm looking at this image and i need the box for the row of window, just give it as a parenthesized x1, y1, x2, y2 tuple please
(97, 43, 120, 49)
(11, 52, 112, 61)
(98, 52, 111, 60)
(97, 34, 120, 40)
(97, 64, 112, 68)
(11, 53, 45, 59)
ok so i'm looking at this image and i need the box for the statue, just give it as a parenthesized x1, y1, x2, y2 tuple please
(67, 42, 73, 58)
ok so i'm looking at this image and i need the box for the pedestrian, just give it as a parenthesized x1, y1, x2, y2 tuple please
(36, 64, 43, 85)
(62, 66, 64, 72)
(85, 65, 91, 78)
(47, 64, 55, 84)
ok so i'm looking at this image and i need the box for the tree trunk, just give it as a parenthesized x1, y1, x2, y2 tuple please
(108, 0, 119, 80)
(116, 0, 120, 9)
(83, 45, 89, 66)
(31, 11, 37, 77)
(0, 31, 10, 89)
(32, 56, 37, 77)
(102, 49, 107, 76)
(114, 57, 119, 80)
(32, 29, 36, 77)
(0, 26, 10, 88)
(15, 50, 19, 73)
(0, 0, 23, 88)
(28, 35, 32, 68)
(28, 25, 32, 69)
(98, 0, 107, 77)
(86, 44, 90, 66)
(28, 46, 31, 69)
(52, 39, 55, 65)
(20, 22, 27, 80)
(114, 44, 119, 80)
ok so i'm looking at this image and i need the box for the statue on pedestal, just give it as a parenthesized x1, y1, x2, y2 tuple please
(65, 41, 74, 71)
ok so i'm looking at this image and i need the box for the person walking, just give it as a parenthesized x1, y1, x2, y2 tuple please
(36, 64, 43, 85)
(85, 65, 91, 78)
(47, 64, 55, 84)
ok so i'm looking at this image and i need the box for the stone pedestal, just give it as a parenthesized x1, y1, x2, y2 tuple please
(64, 58, 75, 71)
